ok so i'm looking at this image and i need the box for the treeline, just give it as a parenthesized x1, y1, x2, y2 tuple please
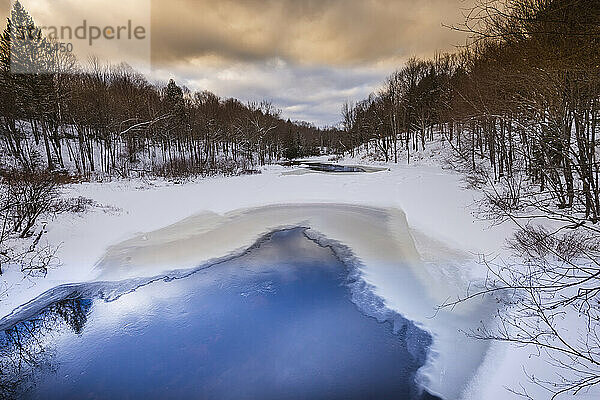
(344, 0, 600, 223)
(0, 1, 345, 179)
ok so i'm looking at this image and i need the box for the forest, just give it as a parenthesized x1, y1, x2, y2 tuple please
(344, 0, 600, 224)
(341, 1, 600, 395)
(0, 2, 347, 180)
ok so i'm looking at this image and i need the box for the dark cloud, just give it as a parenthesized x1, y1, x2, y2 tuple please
(2, 0, 472, 125)
(150, 0, 471, 66)
(146, 0, 472, 125)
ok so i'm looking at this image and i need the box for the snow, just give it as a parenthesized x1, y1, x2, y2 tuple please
(0, 142, 586, 399)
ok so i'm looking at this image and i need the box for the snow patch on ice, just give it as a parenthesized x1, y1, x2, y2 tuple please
(92, 203, 496, 400)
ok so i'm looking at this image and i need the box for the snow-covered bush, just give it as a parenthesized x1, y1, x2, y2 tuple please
(0, 170, 63, 276)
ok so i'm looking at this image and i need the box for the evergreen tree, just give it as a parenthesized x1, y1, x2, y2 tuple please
(6, 0, 54, 74)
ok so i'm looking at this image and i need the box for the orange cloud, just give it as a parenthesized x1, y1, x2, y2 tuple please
(150, 0, 472, 66)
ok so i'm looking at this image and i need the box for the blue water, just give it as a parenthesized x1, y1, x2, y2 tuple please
(0, 228, 438, 400)
(304, 163, 366, 173)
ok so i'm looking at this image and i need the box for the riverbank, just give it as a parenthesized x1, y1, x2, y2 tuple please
(0, 154, 522, 399)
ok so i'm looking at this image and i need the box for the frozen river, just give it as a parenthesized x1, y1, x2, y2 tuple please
(0, 228, 439, 400)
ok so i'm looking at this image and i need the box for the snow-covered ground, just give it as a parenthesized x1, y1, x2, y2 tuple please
(0, 144, 589, 399)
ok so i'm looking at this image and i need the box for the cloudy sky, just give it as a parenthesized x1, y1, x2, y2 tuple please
(3, 0, 472, 126)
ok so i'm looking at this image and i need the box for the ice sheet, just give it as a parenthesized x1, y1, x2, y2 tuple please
(95, 203, 496, 400)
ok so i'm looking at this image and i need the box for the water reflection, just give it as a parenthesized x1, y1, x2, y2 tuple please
(0, 298, 92, 398)
(280, 161, 388, 173)
(0, 228, 439, 400)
